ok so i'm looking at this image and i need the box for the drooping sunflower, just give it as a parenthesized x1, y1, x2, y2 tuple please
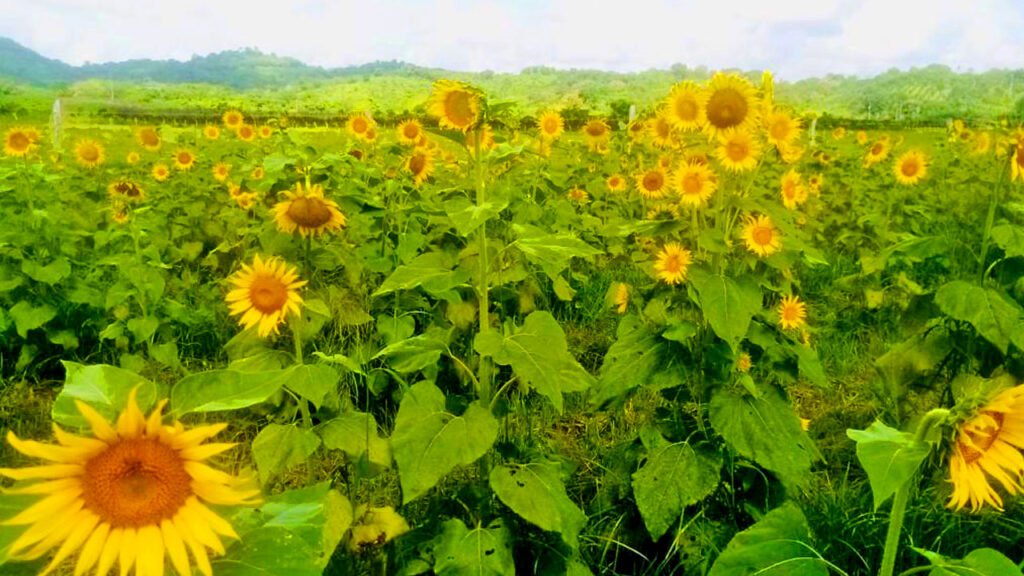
(606, 174, 626, 192)
(537, 110, 565, 140)
(948, 384, 1024, 512)
(582, 119, 610, 151)
(648, 111, 676, 149)
(715, 129, 761, 172)
(0, 388, 261, 576)
(151, 164, 170, 182)
(173, 149, 196, 171)
(653, 243, 692, 285)
(107, 178, 146, 203)
(664, 81, 705, 131)
(222, 109, 244, 129)
(777, 295, 807, 330)
(702, 72, 760, 138)
(427, 80, 481, 132)
(136, 127, 161, 151)
(203, 125, 220, 140)
(808, 173, 824, 195)
(673, 161, 718, 207)
(863, 139, 891, 168)
(236, 125, 256, 142)
(780, 169, 807, 209)
(635, 167, 670, 200)
(212, 162, 231, 182)
(763, 109, 802, 150)
(405, 150, 435, 186)
(396, 119, 424, 146)
(893, 150, 929, 185)
(272, 182, 347, 238)
(4, 127, 36, 157)
(226, 254, 307, 336)
(74, 139, 106, 168)
(741, 214, 782, 257)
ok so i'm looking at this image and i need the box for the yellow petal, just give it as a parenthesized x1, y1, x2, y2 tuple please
(192, 480, 260, 506)
(2, 477, 80, 495)
(183, 461, 235, 485)
(4, 484, 82, 525)
(161, 519, 192, 576)
(0, 464, 83, 481)
(169, 424, 228, 451)
(177, 499, 224, 554)
(189, 501, 239, 540)
(116, 388, 146, 438)
(146, 400, 169, 437)
(119, 528, 137, 576)
(174, 512, 212, 576)
(95, 528, 124, 576)
(179, 443, 236, 462)
(136, 524, 165, 576)
(52, 424, 107, 452)
(73, 521, 109, 576)
(6, 431, 97, 463)
(75, 401, 118, 442)
(39, 510, 99, 576)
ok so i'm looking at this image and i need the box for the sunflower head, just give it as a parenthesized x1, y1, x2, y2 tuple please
(74, 139, 106, 168)
(226, 254, 307, 336)
(702, 72, 760, 138)
(567, 187, 590, 204)
(213, 162, 231, 182)
(606, 174, 626, 192)
(715, 129, 761, 173)
(406, 150, 435, 186)
(582, 119, 610, 143)
(428, 80, 481, 132)
(4, 127, 37, 157)
(764, 109, 802, 148)
(173, 149, 196, 171)
(0, 388, 260, 576)
(152, 164, 170, 182)
(537, 110, 565, 140)
(648, 111, 676, 149)
(777, 295, 807, 330)
(272, 182, 347, 238)
(864, 139, 891, 167)
(894, 150, 928, 185)
(780, 169, 807, 209)
(635, 167, 669, 199)
(203, 125, 220, 140)
(396, 119, 423, 145)
(223, 109, 244, 129)
(107, 178, 146, 202)
(654, 243, 693, 285)
(832, 127, 847, 140)
(126, 151, 140, 164)
(137, 127, 161, 151)
(674, 162, 718, 207)
(347, 113, 375, 140)
(741, 214, 781, 257)
(664, 81, 706, 131)
(236, 125, 256, 142)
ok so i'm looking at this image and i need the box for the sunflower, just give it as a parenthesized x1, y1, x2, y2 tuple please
(364, 127, 378, 144)
(251, 166, 265, 180)
(126, 151, 140, 165)
(715, 129, 761, 172)
(226, 255, 306, 336)
(780, 169, 807, 209)
(74, 139, 106, 168)
(136, 127, 161, 151)
(764, 109, 802, 149)
(346, 113, 374, 140)
(856, 130, 869, 145)
(779, 143, 805, 164)
(212, 162, 231, 182)
(606, 174, 626, 192)
(627, 118, 648, 142)
(648, 111, 676, 149)
(537, 111, 565, 140)
(741, 214, 781, 257)
(173, 149, 196, 171)
(112, 207, 130, 225)
(258, 126, 273, 139)
(427, 80, 481, 132)
(203, 125, 220, 140)
(777, 295, 807, 330)
(635, 167, 670, 200)
(653, 243, 692, 285)
(610, 282, 629, 314)
(4, 127, 36, 157)
(406, 149, 435, 186)
(948, 384, 1024, 512)
(863, 139, 890, 167)
(971, 132, 991, 156)
(808, 173, 824, 195)
(396, 119, 424, 145)
(236, 125, 256, 142)
(0, 388, 260, 576)
(893, 150, 928, 185)
(222, 109, 244, 129)
(151, 164, 170, 182)
(673, 162, 717, 207)
(831, 126, 847, 140)
(235, 192, 258, 210)
(664, 81, 705, 131)
(465, 124, 495, 154)
(736, 353, 753, 373)
(582, 119, 610, 151)
(567, 187, 589, 204)
(272, 182, 346, 238)
(702, 72, 759, 138)
(107, 179, 145, 203)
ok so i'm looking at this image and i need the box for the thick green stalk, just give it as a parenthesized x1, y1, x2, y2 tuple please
(977, 165, 1008, 284)
(291, 320, 313, 428)
(473, 131, 492, 403)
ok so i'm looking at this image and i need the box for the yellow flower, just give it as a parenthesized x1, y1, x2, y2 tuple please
(948, 384, 1024, 512)
(648, 110, 676, 149)
(152, 164, 170, 182)
(427, 80, 481, 132)
(203, 125, 220, 140)
(348, 506, 410, 553)
(74, 139, 105, 168)
(715, 129, 761, 172)
(863, 139, 890, 168)
(272, 182, 347, 238)
(126, 151, 140, 165)
(635, 167, 670, 200)
(0, 388, 260, 576)
(212, 162, 231, 182)
(258, 126, 273, 139)
(893, 150, 928, 185)
(582, 119, 610, 151)
(831, 126, 847, 140)
(764, 109, 802, 149)
(107, 179, 145, 203)
(606, 174, 626, 192)
(627, 118, 648, 142)
(406, 149, 435, 186)
(1011, 145, 1024, 182)
(4, 127, 37, 157)
(664, 81, 705, 131)
(251, 166, 265, 180)
(780, 169, 807, 209)
(610, 282, 629, 314)
(777, 294, 807, 330)
(222, 109, 244, 129)
(226, 254, 307, 336)
(537, 110, 565, 140)
(736, 353, 752, 373)
(654, 243, 692, 285)
(236, 125, 256, 142)
(971, 132, 991, 156)
(346, 113, 375, 140)
(808, 173, 824, 195)
(567, 187, 590, 204)
(702, 72, 760, 138)
(466, 124, 495, 154)
(136, 127, 161, 151)
(234, 192, 258, 210)
(673, 161, 717, 207)
(741, 214, 781, 257)
(856, 130, 869, 145)
(173, 149, 196, 171)
(396, 119, 424, 145)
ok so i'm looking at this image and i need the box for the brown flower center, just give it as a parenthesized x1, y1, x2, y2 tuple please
(286, 196, 333, 229)
(753, 225, 774, 246)
(682, 172, 702, 195)
(674, 97, 698, 121)
(444, 91, 475, 128)
(80, 145, 100, 162)
(585, 122, 606, 138)
(706, 88, 748, 129)
(140, 129, 159, 147)
(643, 171, 664, 191)
(403, 123, 420, 139)
(770, 119, 790, 141)
(901, 159, 920, 177)
(959, 412, 1004, 463)
(543, 117, 560, 134)
(409, 154, 427, 176)
(82, 438, 192, 528)
(870, 143, 884, 156)
(249, 275, 289, 313)
(9, 132, 30, 151)
(177, 152, 192, 165)
(727, 140, 749, 161)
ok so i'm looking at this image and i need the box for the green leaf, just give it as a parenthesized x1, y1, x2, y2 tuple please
(847, 421, 931, 510)
(312, 352, 365, 375)
(792, 343, 827, 387)
(217, 482, 350, 574)
(284, 364, 338, 408)
(171, 369, 290, 415)
(0, 492, 46, 568)
(373, 252, 471, 297)
(632, 440, 722, 540)
(373, 328, 449, 374)
(21, 257, 70, 285)
(252, 424, 322, 485)
(489, 461, 587, 548)
(474, 311, 594, 412)
(688, 267, 761, 351)
(709, 502, 828, 576)
(52, 362, 157, 428)
(512, 224, 601, 276)
(916, 547, 1022, 576)
(9, 301, 56, 338)
(991, 224, 1024, 259)
(391, 382, 498, 503)
(591, 316, 669, 406)
(443, 196, 509, 237)
(127, 316, 160, 342)
(317, 411, 392, 469)
(433, 519, 516, 576)
(709, 387, 817, 489)
(935, 281, 1024, 354)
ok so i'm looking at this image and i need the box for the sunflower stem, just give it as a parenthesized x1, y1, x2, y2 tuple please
(977, 165, 1007, 284)
(878, 408, 949, 576)
(291, 320, 313, 428)
(473, 127, 493, 405)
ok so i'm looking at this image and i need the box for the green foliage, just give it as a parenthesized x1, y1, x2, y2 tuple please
(431, 519, 516, 576)
(489, 461, 588, 548)
(847, 421, 931, 510)
(51, 361, 156, 428)
(709, 502, 829, 576)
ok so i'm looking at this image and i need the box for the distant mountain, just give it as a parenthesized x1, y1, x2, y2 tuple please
(0, 37, 432, 89)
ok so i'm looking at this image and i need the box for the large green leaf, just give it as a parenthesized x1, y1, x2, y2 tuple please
(21, 257, 70, 285)
(489, 461, 587, 548)
(709, 502, 828, 576)
(171, 369, 291, 415)
(632, 439, 722, 540)
(251, 424, 322, 485)
(284, 364, 338, 409)
(392, 382, 498, 503)
(52, 361, 157, 428)
(935, 281, 1024, 354)
(991, 223, 1024, 259)
(443, 196, 509, 237)
(511, 224, 601, 276)
(916, 547, 1022, 575)
(591, 316, 668, 406)
(373, 252, 471, 298)
(847, 421, 931, 510)
(9, 301, 56, 338)
(317, 411, 392, 469)
(373, 328, 449, 374)
(432, 519, 516, 576)
(474, 311, 593, 412)
(688, 267, 761, 351)
(709, 387, 817, 489)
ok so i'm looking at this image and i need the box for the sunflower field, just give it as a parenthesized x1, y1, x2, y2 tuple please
(2, 71, 1024, 576)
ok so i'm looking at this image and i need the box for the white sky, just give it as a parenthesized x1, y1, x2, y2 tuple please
(2, 0, 1023, 80)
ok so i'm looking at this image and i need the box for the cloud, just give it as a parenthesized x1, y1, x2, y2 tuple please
(0, 0, 1021, 79)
